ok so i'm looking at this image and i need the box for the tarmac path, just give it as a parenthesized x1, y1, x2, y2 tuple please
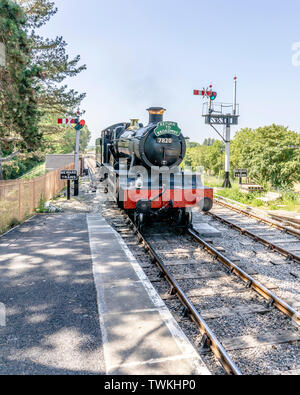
(0, 213, 105, 375)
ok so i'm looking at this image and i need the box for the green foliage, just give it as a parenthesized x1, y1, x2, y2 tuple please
(0, 0, 87, 180)
(16, 0, 86, 116)
(184, 125, 300, 190)
(2, 154, 43, 179)
(41, 113, 91, 154)
(183, 140, 225, 175)
(186, 141, 200, 149)
(203, 138, 216, 146)
(231, 125, 300, 189)
(217, 185, 265, 205)
(21, 162, 45, 179)
(216, 186, 300, 212)
(16, 0, 57, 28)
(36, 196, 46, 213)
(0, 0, 42, 175)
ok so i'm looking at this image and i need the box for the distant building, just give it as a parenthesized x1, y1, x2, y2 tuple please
(45, 154, 75, 171)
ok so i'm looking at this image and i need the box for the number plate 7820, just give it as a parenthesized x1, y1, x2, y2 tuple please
(157, 138, 173, 144)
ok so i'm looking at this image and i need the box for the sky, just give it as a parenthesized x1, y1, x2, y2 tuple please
(39, 0, 300, 144)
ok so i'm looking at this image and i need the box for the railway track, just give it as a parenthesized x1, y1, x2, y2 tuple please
(214, 197, 300, 235)
(208, 199, 300, 264)
(99, 198, 300, 375)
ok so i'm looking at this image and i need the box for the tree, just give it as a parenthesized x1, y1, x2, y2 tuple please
(16, 0, 86, 117)
(186, 141, 200, 149)
(16, 0, 57, 28)
(231, 125, 300, 189)
(183, 139, 225, 176)
(0, 0, 87, 180)
(42, 113, 91, 154)
(203, 138, 216, 146)
(0, 0, 41, 179)
(206, 140, 225, 176)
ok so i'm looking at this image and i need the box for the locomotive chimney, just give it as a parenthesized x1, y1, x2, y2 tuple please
(147, 107, 166, 124)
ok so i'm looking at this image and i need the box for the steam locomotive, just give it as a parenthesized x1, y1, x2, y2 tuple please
(96, 107, 213, 230)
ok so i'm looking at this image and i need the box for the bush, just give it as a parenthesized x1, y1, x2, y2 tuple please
(3, 156, 44, 180)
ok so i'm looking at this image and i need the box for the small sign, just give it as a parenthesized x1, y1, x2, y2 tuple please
(234, 169, 248, 178)
(60, 170, 78, 180)
(0, 43, 6, 67)
(154, 121, 181, 137)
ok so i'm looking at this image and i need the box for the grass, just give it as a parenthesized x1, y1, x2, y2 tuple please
(21, 163, 46, 180)
(204, 175, 300, 213)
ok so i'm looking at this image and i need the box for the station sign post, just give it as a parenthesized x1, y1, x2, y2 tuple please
(60, 170, 78, 200)
(234, 169, 248, 185)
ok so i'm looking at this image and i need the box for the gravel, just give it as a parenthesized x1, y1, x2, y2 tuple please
(97, 188, 299, 375)
(193, 206, 300, 310)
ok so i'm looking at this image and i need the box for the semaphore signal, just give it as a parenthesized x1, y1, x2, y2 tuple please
(193, 87, 217, 101)
(58, 118, 75, 125)
(57, 111, 86, 196)
(58, 118, 86, 129)
(194, 77, 239, 189)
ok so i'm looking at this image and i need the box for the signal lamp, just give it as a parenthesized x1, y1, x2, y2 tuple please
(210, 92, 217, 101)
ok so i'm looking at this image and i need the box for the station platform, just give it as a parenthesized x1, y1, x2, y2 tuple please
(0, 205, 210, 375)
(87, 214, 210, 375)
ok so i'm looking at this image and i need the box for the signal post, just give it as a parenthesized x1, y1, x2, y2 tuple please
(58, 112, 86, 197)
(194, 78, 239, 188)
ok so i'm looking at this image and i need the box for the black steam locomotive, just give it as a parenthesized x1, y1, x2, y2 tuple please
(96, 107, 213, 230)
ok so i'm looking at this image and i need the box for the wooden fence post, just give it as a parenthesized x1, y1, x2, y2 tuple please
(33, 179, 35, 212)
(18, 181, 21, 220)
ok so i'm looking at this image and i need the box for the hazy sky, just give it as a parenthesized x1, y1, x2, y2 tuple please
(40, 0, 300, 144)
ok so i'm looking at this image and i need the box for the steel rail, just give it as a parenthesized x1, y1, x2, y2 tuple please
(124, 217, 242, 376)
(188, 228, 300, 327)
(214, 198, 300, 238)
(208, 210, 300, 264)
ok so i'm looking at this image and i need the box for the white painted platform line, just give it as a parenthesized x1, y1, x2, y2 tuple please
(87, 214, 211, 375)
